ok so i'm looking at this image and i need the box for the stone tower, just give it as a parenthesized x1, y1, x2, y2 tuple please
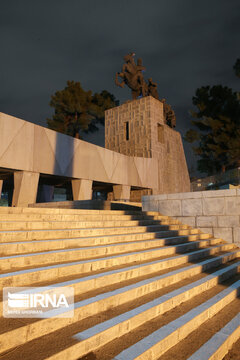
(105, 96, 190, 198)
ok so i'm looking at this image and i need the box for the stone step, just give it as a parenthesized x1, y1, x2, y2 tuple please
(0, 226, 200, 243)
(49, 262, 240, 360)
(0, 207, 151, 215)
(0, 238, 232, 272)
(0, 213, 172, 222)
(1, 256, 239, 355)
(113, 279, 240, 360)
(1, 245, 233, 288)
(0, 233, 212, 256)
(0, 218, 182, 231)
(2, 249, 237, 320)
(187, 313, 240, 360)
(2, 247, 237, 307)
(0, 207, 239, 360)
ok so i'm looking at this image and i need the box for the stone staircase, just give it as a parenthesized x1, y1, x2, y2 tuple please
(0, 206, 239, 360)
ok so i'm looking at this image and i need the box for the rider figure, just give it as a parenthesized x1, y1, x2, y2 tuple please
(136, 58, 147, 96)
(148, 78, 159, 99)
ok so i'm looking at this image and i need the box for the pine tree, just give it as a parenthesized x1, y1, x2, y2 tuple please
(47, 81, 117, 138)
(185, 63, 240, 175)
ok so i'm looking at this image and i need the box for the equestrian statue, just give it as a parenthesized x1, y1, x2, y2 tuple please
(115, 52, 176, 128)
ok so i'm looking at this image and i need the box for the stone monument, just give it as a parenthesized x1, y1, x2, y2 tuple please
(0, 53, 189, 206)
(106, 53, 190, 201)
(115, 52, 176, 128)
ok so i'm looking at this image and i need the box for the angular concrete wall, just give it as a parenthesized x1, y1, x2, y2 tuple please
(0, 112, 158, 191)
(142, 189, 240, 245)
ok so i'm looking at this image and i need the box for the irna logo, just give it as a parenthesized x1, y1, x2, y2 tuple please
(3, 286, 74, 318)
(8, 292, 69, 308)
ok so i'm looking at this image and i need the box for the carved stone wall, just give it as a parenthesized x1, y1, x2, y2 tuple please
(105, 96, 164, 158)
(105, 96, 190, 195)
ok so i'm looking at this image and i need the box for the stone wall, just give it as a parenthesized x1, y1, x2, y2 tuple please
(142, 189, 240, 245)
(107, 188, 152, 202)
(105, 96, 164, 158)
(105, 96, 190, 195)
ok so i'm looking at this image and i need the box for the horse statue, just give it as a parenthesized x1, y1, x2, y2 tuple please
(115, 53, 176, 127)
(115, 53, 148, 99)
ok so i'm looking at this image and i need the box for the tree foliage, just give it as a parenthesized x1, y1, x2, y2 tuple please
(47, 81, 117, 138)
(185, 63, 240, 175)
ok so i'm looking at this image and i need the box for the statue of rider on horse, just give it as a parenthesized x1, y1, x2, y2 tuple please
(115, 52, 176, 128)
(115, 52, 158, 100)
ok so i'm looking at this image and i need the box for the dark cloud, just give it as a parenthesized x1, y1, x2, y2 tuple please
(0, 0, 239, 174)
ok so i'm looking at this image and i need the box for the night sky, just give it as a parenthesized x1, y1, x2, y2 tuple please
(1, 0, 239, 175)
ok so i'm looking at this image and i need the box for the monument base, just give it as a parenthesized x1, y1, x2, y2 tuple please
(105, 96, 190, 195)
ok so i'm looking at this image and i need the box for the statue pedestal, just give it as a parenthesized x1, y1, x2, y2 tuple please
(105, 96, 190, 197)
